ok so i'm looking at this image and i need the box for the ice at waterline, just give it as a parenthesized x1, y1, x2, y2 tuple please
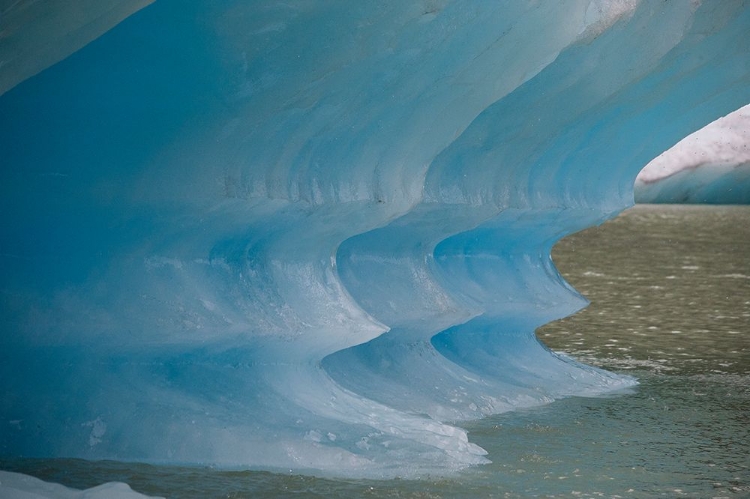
(0, 0, 749, 478)
(635, 104, 750, 204)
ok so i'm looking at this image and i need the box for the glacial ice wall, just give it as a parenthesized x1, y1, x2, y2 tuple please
(1, 0, 749, 477)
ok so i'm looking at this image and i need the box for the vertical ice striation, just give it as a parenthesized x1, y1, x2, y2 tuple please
(0, 0, 749, 477)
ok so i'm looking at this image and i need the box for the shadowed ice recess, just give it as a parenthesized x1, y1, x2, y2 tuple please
(0, 0, 749, 478)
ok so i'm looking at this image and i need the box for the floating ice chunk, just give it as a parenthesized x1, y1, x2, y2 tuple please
(0, 471, 163, 499)
(635, 105, 750, 204)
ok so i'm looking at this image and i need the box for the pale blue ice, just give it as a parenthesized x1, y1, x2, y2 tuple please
(0, 0, 748, 479)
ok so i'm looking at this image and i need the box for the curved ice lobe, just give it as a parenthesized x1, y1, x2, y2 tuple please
(0, 0, 598, 473)
(327, 0, 750, 426)
(424, 0, 749, 211)
(0, 0, 749, 478)
(327, 207, 621, 422)
(194, 1, 594, 208)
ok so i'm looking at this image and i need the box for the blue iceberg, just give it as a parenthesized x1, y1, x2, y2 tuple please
(1, 0, 748, 477)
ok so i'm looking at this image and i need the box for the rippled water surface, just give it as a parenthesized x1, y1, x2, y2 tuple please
(3, 204, 749, 498)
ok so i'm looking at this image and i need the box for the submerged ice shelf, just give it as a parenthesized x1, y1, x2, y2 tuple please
(0, 0, 749, 477)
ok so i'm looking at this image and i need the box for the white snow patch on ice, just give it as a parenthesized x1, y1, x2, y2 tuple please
(0, 470, 163, 499)
(636, 104, 750, 184)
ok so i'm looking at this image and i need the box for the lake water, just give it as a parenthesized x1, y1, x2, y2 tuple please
(2, 204, 748, 498)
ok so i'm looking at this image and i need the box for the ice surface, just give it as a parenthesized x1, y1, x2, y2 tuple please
(0, 470, 162, 499)
(0, 0, 749, 477)
(0, 0, 155, 95)
(635, 105, 750, 203)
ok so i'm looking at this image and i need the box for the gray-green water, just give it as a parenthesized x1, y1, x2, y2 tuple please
(2, 204, 749, 497)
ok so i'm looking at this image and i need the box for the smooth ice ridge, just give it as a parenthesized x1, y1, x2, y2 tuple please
(0, 0, 749, 478)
